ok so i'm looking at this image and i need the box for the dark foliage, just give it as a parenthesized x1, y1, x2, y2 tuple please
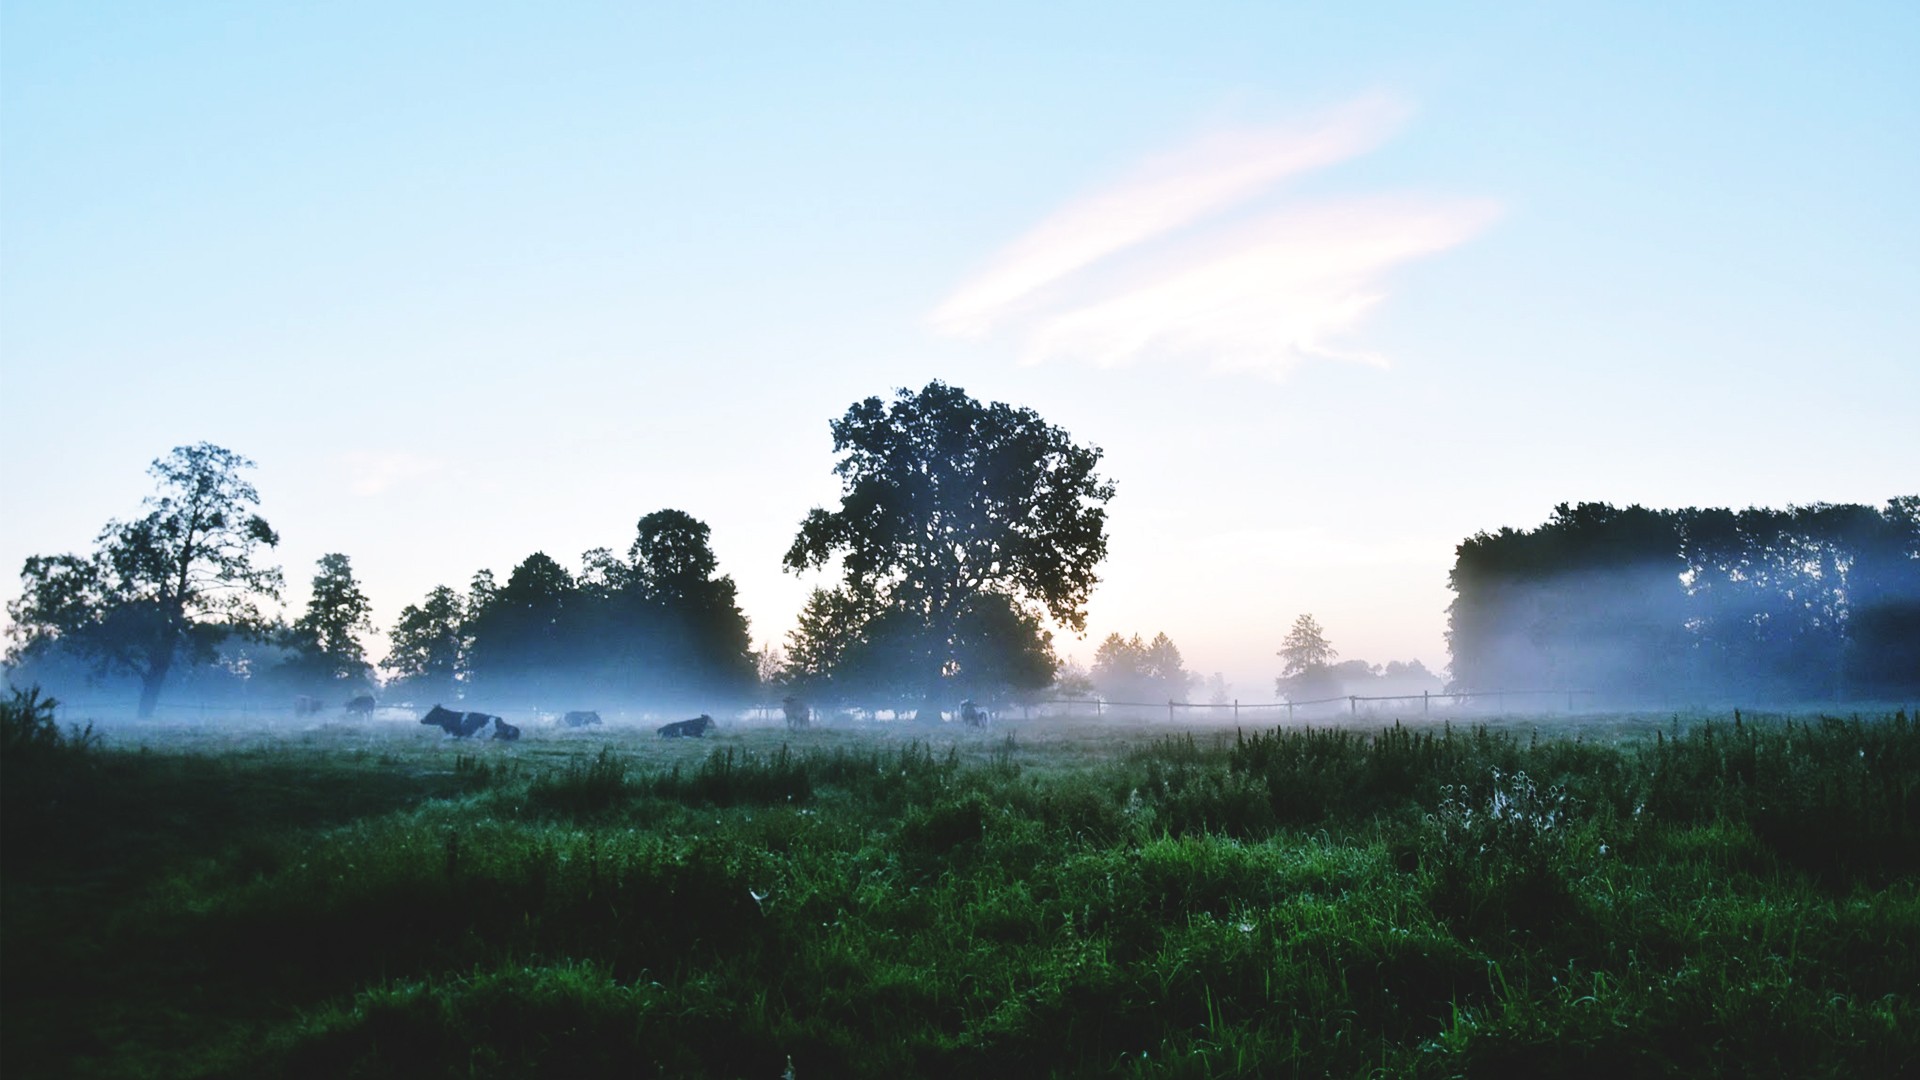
(784, 381, 1113, 710)
(7, 443, 283, 716)
(1448, 497, 1920, 700)
(400, 509, 757, 708)
(7, 715, 1917, 1078)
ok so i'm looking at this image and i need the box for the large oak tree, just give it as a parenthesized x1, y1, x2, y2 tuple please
(784, 381, 1113, 713)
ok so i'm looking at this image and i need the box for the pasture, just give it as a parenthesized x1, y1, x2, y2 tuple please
(3, 700, 1916, 1078)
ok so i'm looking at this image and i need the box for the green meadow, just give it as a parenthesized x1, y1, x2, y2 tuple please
(3, 694, 1916, 1078)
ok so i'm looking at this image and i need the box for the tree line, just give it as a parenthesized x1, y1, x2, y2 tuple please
(3, 444, 759, 715)
(6, 382, 1121, 719)
(381, 509, 757, 709)
(16, 406, 1907, 719)
(1447, 499, 1920, 701)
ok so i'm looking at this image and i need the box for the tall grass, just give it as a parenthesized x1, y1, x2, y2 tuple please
(3, 710, 1915, 1077)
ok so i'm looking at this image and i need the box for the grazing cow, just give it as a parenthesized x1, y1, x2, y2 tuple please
(345, 695, 377, 719)
(293, 695, 323, 717)
(420, 704, 497, 739)
(657, 714, 716, 739)
(782, 696, 810, 731)
(491, 718, 521, 741)
(562, 710, 603, 728)
(960, 699, 991, 728)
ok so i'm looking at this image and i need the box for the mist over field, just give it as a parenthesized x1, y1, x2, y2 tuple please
(6, 3, 1919, 1075)
(12, 500, 1919, 737)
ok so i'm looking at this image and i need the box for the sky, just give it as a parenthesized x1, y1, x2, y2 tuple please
(3, 1, 1916, 702)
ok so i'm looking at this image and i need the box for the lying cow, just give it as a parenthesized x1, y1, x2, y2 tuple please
(657, 714, 716, 739)
(562, 710, 603, 728)
(345, 694, 377, 719)
(782, 696, 810, 731)
(421, 704, 496, 739)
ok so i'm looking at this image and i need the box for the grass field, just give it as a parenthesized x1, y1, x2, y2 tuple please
(4, 695, 1916, 1078)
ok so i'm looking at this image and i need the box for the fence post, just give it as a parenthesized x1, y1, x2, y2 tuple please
(1233, 698, 1239, 722)
(1168, 699, 1175, 723)
(1349, 696, 1356, 716)
(1423, 690, 1429, 714)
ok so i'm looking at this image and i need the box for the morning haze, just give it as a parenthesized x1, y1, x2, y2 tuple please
(3, 4, 1918, 1075)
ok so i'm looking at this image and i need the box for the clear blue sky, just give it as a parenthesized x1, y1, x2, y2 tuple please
(4, 1, 1916, 699)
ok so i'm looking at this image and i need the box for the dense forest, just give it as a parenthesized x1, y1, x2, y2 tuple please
(1447, 499, 1920, 701)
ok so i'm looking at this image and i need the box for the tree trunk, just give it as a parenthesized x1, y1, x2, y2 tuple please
(136, 642, 175, 719)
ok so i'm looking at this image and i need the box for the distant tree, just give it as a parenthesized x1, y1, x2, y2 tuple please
(630, 510, 720, 601)
(785, 381, 1114, 713)
(1849, 496, 1920, 696)
(1092, 631, 1191, 704)
(467, 569, 498, 617)
(278, 553, 375, 691)
(1276, 615, 1344, 700)
(1143, 632, 1195, 699)
(1277, 614, 1337, 678)
(752, 642, 788, 690)
(383, 585, 467, 699)
(1446, 497, 1919, 701)
(1091, 633, 1148, 701)
(1052, 658, 1095, 701)
(1378, 659, 1443, 695)
(1205, 673, 1232, 707)
(621, 510, 756, 698)
(440, 513, 756, 707)
(6, 444, 282, 717)
(576, 547, 630, 599)
(465, 552, 576, 699)
(784, 586, 877, 697)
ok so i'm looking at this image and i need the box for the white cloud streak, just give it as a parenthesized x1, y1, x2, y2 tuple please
(1023, 196, 1501, 374)
(931, 95, 1497, 377)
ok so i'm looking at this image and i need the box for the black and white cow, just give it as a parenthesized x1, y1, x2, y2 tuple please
(421, 704, 496, 739)
(562, 710, 603, 728)
(657, 714, 716, 739)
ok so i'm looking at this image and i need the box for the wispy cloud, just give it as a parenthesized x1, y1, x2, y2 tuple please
(931, 95, 1497, 377)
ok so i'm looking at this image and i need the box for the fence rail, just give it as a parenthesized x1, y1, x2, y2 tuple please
(42, 688, 1602, 725)
(1020, 689, 1600, 722)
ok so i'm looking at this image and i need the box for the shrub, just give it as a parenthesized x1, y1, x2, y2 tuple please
(0, 684, 95, 761)
(526, 747, 631, 816)
(642, 745, 813, 807)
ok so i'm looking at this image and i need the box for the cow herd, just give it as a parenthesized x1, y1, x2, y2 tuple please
(298, 693, 994, 741)
(413, 704, 719, 741)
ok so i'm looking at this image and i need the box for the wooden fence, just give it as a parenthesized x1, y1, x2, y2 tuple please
(1014, 688, 1600, 722)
